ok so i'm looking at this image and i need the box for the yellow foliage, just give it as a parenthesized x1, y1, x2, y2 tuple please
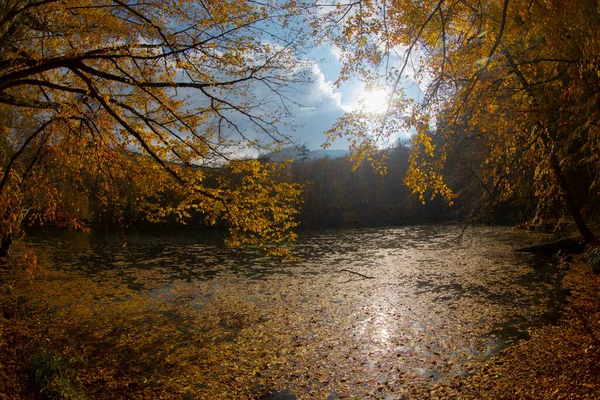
(317, 0, 600, 225)
(0, 0, 309, 254)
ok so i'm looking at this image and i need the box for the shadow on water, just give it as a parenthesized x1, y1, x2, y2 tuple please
(413, 251, 567, 357)
(25, 227, 297, 286)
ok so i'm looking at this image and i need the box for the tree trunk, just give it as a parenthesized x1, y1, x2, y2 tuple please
(548, 150, 599, 245)
(0, 234, 12, 258)
(502, 51, 599, 245)
(515, 236, 584, 253)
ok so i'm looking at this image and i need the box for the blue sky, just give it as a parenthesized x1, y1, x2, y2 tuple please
(287, 44, 423, 151)
(175, 9, 425, 158)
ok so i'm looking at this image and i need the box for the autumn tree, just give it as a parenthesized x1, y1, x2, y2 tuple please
(317, 0, 600, 243)
(0, 0, 311, 256)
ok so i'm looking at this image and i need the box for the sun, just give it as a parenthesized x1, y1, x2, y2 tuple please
(357, 87, 389, 114)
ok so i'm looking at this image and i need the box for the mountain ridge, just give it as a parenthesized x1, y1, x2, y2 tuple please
(261, 147, 349, 162)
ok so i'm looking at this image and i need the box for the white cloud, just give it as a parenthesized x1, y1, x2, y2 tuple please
(327, 44, 344, 63)
(307, 63, 350, 112)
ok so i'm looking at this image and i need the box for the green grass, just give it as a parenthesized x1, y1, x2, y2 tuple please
(27, 347, 87, 399)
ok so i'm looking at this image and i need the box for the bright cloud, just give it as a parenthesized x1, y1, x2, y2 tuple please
(307, 63, 350, 112)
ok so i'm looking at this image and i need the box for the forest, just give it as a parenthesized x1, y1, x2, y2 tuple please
(278, 141, 535, 230)
(1, 0, 600, 399)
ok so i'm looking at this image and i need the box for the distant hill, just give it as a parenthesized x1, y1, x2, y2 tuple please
(261, 147, 349, 162)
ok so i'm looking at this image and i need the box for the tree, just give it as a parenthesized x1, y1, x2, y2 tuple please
(0, 0, 310, 256)
(317, 0, 600, 243)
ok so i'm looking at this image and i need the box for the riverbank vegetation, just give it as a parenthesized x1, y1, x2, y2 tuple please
(274, 142, 536, 230)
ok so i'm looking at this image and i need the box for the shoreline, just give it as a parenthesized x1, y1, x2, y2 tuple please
(429, 254, 600, 399)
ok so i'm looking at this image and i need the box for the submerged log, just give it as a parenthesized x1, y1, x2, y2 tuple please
(340, 269, 375, 279)
(515, 236, 584, 254)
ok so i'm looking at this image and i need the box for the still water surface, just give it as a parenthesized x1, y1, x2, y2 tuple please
(25, 225, 564, 397)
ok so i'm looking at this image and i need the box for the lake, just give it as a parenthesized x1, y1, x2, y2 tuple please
(21, 225, 564, 398)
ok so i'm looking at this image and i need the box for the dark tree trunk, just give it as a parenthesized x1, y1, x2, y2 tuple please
(516, 236, 584, 253)
(0, 234, 12, 258)
(548, 151, 599, 245)
(502, 51, 599, 246)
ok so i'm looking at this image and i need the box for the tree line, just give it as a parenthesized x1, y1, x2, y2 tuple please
(282, 136, 549, 230)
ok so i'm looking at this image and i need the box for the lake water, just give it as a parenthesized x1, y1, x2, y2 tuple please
(22, 225, 564, 398)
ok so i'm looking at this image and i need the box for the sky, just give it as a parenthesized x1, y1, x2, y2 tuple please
(175, 4, 426, 157)
(283, 44, 423, 152)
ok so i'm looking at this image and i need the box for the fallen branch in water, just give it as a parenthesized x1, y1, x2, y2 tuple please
(340, 269, 375, 279)
(515, 236, 584, 254)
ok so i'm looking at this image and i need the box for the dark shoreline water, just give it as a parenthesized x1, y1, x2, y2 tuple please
(20, 225, 566, 397)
